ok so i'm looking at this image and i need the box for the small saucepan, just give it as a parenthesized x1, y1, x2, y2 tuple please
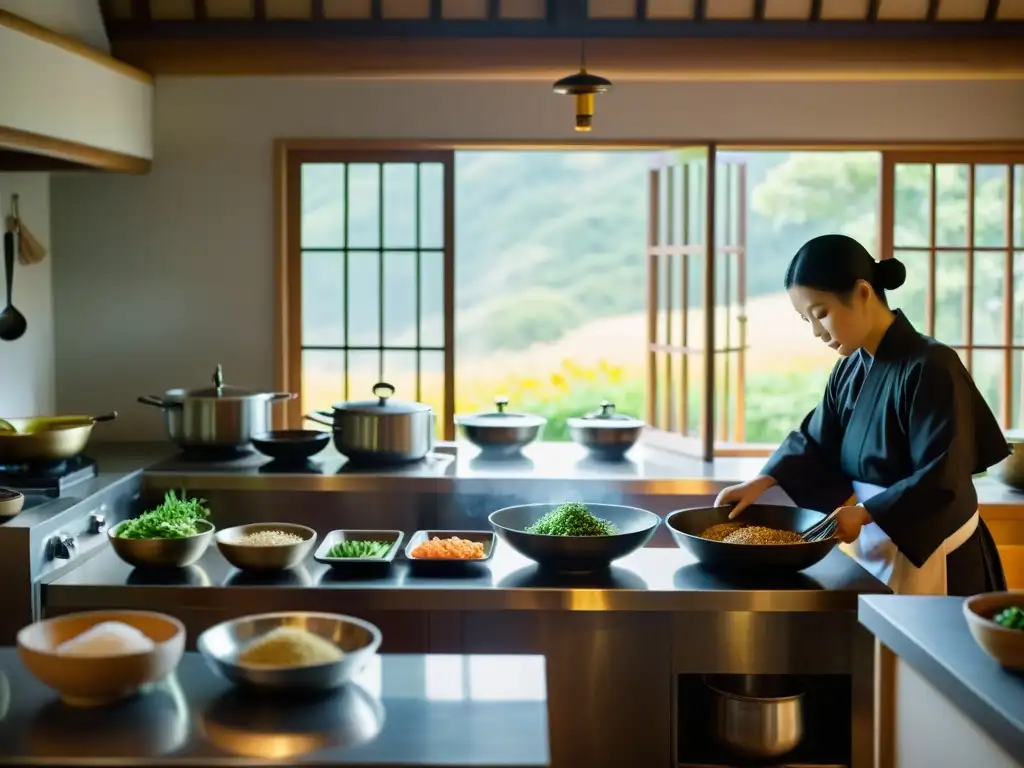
(455, 397, 546, 458)
(567, 401, 644, 461)
(306, 382, 435, 465)
(0, 412, 117, 464)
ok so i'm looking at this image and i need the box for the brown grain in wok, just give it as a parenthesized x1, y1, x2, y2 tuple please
(698, 522, 803, 545)
(698, 523, 743, 542)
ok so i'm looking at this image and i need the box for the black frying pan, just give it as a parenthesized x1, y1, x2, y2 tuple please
(665, 504, 839, 574)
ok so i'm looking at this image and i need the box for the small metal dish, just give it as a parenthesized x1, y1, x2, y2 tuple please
(197, 611, 382, 692)
(216, 523, 318, 573)
(404, 530, 496, 572)
(314, 530, 404, 572)
(108, 519, 215, 569)
(0, 487, 24, 519)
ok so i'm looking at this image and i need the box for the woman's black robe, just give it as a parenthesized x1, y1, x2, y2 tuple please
(761, 311, 1010, 593)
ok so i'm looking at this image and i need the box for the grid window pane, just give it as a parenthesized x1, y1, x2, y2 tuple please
(299, 158, 451, 436)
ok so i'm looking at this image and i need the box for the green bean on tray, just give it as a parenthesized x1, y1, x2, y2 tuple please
(325, 540, 393, 559)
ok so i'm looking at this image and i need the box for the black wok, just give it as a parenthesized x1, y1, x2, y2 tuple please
(665, 504, 838, 574)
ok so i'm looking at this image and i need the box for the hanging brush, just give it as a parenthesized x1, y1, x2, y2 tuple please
(5, 195, 47, 266)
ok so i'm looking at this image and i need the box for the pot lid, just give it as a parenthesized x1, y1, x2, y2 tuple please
(332, 382, 432, 415)
(168, 365, 279, 399)
(455, 397, 547, 428)
(567, 401, 645, 429)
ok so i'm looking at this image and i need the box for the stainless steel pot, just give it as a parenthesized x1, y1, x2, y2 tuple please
(138, 365, 295, 451)
(454, 397, 546, 458)
(567, 401, 644, 461)
(989, 436, 1024, 490)
(306, 382, 434, 464)
(705, 674, 804, 760)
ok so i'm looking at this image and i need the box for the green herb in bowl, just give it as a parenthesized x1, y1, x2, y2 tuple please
(993, 605, 1024, 630)
(326, 540, 392, 559)
(525, 502, 618, 536)
(117, 491, 210, 540)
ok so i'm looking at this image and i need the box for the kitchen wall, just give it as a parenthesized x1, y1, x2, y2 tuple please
(50, 77, 1024, 440)
(0, 173, 54, 416)
(0, 0, 108, 51)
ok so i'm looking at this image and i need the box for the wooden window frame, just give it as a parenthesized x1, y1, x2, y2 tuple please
(274, 139, 1024, 454)
(881, 149, 1024, 431)
(274, 141, 456, 436)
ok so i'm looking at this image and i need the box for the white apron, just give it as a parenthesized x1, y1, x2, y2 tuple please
(840, 481, 979, 596)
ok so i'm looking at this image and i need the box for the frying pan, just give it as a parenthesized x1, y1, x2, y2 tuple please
(665, 504, 839, 574)
(0, 412, 117, 463)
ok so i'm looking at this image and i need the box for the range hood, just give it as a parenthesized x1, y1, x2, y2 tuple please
(0, 8, 153, 173)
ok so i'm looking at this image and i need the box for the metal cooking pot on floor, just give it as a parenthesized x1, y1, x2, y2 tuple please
(567, 401, 644, 461)
(138, 365, 295, 452)
(705, 674, 804, 759)
(0, 412, 117, 463)
(454, 397, 546, 458)
(306, 382, 434, 464)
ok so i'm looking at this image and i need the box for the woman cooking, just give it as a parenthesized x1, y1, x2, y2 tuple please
(716, 234, 1010, 596)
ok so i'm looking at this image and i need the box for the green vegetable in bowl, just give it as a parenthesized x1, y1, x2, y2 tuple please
(326, 540, 392, 559)
(117, 490, 210, 540)
(993, 605, 1024, 630)
(526, 502, 618, 536)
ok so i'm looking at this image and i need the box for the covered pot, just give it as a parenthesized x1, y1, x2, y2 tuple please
(455, 397, 546, 458)
(567, 401, 645, 461)
(306, 382, 435, 464)
(138, 365, 295, 452)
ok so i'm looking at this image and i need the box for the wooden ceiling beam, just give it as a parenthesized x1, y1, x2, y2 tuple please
(107, 36, 1024, 79)
(102, 17, 1024, 39)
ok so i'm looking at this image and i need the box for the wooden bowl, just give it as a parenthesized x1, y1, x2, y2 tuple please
(216, 523, 318, 573)
(963, 591, 1024, 670)
(17, 610, 185, 707)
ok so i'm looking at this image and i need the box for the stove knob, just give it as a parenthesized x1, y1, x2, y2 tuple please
(88, 513, 106, 534)
(47, 534, 76, 560)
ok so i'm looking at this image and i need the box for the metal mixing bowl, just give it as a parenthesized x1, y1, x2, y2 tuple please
(216, 523, 318, 573)
(108, 520, 215, 569)
(488, 502, 660, 572)
(197, 612, 382, 692)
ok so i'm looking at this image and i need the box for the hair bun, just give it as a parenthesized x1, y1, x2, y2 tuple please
(875, 258, 906, 291)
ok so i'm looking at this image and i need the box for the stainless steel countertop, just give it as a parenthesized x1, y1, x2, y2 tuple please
(0, 648, 549, 767)
(132, 441, 1024, 506)
(44, 538, 889, 613)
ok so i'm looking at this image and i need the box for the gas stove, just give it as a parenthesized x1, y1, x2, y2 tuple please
(0, 455, 98, 497)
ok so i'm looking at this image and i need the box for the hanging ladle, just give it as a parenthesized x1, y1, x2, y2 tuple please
(0, 201, 27, 342)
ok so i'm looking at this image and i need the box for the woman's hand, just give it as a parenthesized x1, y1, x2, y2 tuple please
(833, 505, 872, 543)
(715, 475, 777, 520)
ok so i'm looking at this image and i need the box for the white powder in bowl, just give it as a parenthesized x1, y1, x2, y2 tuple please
(54, 621, 156, 657)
